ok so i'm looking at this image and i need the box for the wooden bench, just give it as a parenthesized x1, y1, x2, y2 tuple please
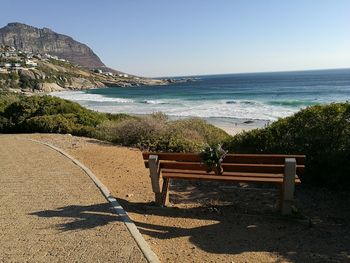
(142, 152, 305, 215)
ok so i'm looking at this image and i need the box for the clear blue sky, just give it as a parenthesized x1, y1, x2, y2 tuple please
(1, 0, 349, 77)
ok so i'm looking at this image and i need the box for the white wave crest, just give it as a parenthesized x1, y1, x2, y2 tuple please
(141, 100, 165, 104)
(51, 91, 134, 103)
(51, 91, 301, 121)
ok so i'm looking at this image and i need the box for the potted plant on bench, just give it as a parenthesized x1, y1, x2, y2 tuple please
(199, 144, 227, 175)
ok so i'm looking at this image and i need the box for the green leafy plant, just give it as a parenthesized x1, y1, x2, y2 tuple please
(224, 102, 350, 189)
(199, 144, 227, 175)
(108, 115, 229, 152)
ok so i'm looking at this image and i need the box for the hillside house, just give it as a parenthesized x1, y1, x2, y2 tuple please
(25, 60, 38, 68)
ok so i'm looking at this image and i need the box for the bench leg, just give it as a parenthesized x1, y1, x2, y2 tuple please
(149, 155, 163, 206)
(154, 193, 163, 206)
(161, 178, 170, 206)
(281, 158, 296, 215)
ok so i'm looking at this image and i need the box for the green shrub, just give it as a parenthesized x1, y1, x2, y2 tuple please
(19, 74, 38, 90)
(105, 113, 135, 122)
(92, 118, 140, 142)
(170, 118, 229, 146)
(224, 103, 350, 189)
(25, 114, 75, 133)
(23, 113, 97, 137)
(110, 114, 168, 148)
(157, 122, 205, 152)
(0, 115, 9, 131)
(0, 92, 21, 113)
(0, 95, 107, 132)
(105, 114, 229, 152)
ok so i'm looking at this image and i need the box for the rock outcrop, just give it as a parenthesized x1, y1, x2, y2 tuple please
(36, 83, 65, 92)
(0, 22, 105, 69)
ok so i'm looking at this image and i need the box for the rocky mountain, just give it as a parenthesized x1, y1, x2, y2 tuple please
(0, 22, 105, 70)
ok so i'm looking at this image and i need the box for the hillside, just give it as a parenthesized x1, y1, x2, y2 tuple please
(0, 22, 105, 70)
(0, 46, 165, 92)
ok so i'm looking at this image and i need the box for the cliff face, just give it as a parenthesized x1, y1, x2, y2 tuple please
(0, 22, 105, 69)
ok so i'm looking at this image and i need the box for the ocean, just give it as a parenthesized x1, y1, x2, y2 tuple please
(52, 68, 350, 131)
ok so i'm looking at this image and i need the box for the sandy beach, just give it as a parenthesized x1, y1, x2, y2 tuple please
(165, 115, 269, 136)
(15, 133, 350, 263)
(204, 117, 269, 135)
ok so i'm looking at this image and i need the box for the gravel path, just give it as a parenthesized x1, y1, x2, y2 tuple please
(21, 134, 350, 263)
(0, 135, 147, 263)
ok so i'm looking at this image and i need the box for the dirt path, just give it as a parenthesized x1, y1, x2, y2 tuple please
(10, 134, 350, 263)
(0, 135, 147, 263)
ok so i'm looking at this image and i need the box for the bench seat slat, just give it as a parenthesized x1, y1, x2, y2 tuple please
(162, 169, 300, 184)
(162, 168, 283, 177)
(144, 160, 305, 174)
(143, 152, 306, 165)
(223, 155, 305, 165)
(161, 171, 301, 184)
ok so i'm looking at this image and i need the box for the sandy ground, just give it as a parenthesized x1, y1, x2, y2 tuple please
(0, 135, 147, 263)
(17, 134, 350, 263)
(205, 118, 269, 136)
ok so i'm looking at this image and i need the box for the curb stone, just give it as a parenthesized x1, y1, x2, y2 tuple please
(28, 138, 161, 263)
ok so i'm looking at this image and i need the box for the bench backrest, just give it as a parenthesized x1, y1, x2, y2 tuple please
(142, 152, 305, 175)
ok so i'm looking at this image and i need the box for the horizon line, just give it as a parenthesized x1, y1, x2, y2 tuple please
(152, 67, 350, 79)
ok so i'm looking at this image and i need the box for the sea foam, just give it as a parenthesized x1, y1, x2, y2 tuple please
(51, 91, 134, 103)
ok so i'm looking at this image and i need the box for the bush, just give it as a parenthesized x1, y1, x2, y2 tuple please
(0, 95, 108, 132)
(224, 103, 350, 189)
(103, 113, 230, 152)
(19, 74, 38, 90)
(0, 91, 21, 113)
(25, 114, 76, 133)
(170, 118, 229, 146)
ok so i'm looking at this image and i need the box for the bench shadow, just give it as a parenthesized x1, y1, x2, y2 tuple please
(117, 194, 350, 263)
(30, 202, 127, 231)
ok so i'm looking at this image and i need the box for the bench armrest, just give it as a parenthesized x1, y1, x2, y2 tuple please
(149, 155, 161, 193)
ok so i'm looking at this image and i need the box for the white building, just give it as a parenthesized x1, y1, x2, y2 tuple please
(118, 73, 129, 78)
(25, 60, 38, 67)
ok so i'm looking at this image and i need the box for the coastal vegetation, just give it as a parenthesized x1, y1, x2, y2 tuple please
(96, 113, 229, 152)
(0, 92, 229, 152)
(224, 103, 350, 189)
(1, 91, 349, 189)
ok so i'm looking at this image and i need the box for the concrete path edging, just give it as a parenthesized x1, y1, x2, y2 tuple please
(28, 139, 160, 263)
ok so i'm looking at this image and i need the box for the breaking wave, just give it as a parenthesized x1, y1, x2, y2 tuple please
(51, 91, 134, 103)
(267, 100, 319, 107)
(52, 91, 302, 121)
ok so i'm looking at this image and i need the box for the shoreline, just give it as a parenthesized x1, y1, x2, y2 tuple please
(201, 117, 269, 135)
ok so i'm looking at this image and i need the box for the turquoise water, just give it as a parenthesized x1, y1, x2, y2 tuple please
(53, 68, 350, 122)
